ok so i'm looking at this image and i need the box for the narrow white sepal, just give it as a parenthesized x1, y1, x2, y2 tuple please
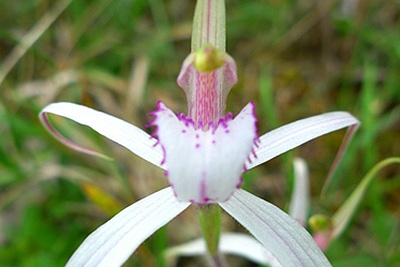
(165, 233, 281, 266)
(289, 158, 310, 225)
(219, 189, 331, 267)
(66, 187, 190, 267)
(40, 102, 165, 169)
(246, 111, 359, 170)
(152, 102, 257, 204)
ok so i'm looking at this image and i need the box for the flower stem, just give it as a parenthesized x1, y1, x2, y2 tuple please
(198, 204, 222, 256)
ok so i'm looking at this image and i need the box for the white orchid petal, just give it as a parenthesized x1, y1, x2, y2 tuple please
(165, 233, 281, 266)
(40, 102, 165, 169)
(165, 237, 206, 259)
(66, 187, 190, 267)
(151, 102, 257, 204)
(247, 111, 359, 170)
(217, 233, 281, 266)
(289, 158, 310, 225)
(219, 189, 331, 267)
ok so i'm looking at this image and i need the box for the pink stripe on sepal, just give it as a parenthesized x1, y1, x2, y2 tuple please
(40, 111, 112, 160)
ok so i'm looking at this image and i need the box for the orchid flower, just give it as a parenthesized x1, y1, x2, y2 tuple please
(39, 1, 359, 266)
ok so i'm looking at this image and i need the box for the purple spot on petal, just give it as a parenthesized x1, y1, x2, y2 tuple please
(160, 145, 167, 165)
(252, 148, 258, 159)
(243, 164, 248, 172)
(182, 129, 186, 133)
(196, 143, 200, 148)
(225, 129, 230, 133)
(150, 130, 158, 138)
(247, 155, 252, 164)
(236, 176, 244, 188)
(212, 140, 216, 144)
(196, 134, 199, 139)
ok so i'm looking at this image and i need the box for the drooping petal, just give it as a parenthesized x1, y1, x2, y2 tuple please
(165, 233, 281, 266)
(149, 102, 257, 204)
(246, 111, 359, 170)
(66, 187, 190, 267)
(288, 158, 310, 225)
(219, 189, 331, 267)
(40, 102, 165, 169)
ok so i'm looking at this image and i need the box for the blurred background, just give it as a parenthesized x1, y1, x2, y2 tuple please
(0, 0, 399, 266)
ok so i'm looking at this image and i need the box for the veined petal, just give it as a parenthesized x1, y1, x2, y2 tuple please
(40, 102, 165, 169)
(165, 233, 281, 266)
(289, 158, 310, 225)
(150, 102, 257, 204)
(219, 189, 331, 267)
(247, 111, 359, 170)
(66, 187, 190, 267)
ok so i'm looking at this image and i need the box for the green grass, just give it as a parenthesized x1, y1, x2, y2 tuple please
(0, 0, 399, 266)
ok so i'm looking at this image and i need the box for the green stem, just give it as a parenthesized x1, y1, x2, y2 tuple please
(198, 204, 222, 256)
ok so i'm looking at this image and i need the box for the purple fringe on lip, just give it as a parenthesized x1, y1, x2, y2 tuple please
(146, 101, 260, 204)
(146, 100, 260, 165)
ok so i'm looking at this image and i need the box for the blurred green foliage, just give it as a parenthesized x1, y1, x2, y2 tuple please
(0, 0, 399, 266)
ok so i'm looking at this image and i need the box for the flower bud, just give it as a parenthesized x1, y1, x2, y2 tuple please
(308, 214, 332, 231)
